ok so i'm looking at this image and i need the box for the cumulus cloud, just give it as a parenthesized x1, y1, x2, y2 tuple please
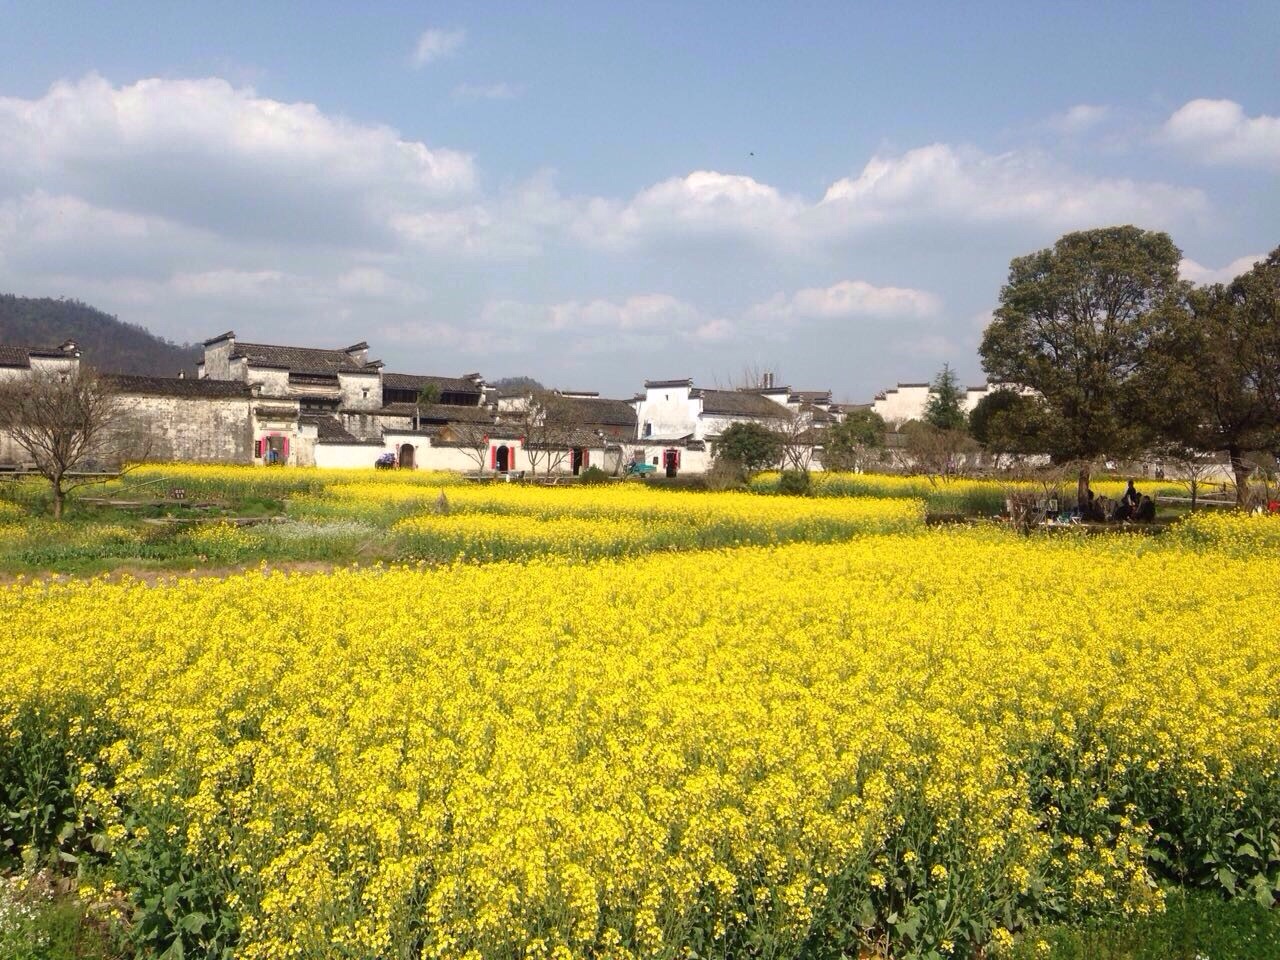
(0, 75, 475, 248)
(1179, 253, 1265, 285)
(748, 280, 942, 324)
(572, 145, 1207, 254)
(1162, 99, 1280, 168)
(819, 143, 1206, 230)
(412, 28, 466, 67)
(576, 171, 805, 249)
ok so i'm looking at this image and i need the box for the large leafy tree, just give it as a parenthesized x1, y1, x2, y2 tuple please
(716, 421, 782, 476)
(822, 409, 886, 471)
(979, 226, 1187, 508)
(923, 364, 967, 431)
(1144, 248, 1280, 506)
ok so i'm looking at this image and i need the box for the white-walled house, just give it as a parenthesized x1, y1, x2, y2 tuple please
(871, 381, 1025, 427)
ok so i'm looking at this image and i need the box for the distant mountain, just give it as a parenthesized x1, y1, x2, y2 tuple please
(0, 294, 200, 376)
(490, 375, 546, 394)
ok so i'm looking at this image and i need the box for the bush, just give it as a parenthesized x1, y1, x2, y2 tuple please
(777, 470, 812, 496)
(579, 466, 610, 485)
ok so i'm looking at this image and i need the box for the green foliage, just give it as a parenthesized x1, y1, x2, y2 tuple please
(1141, 249, 1280, 504)
(924, 364, 967, 432)
(716, 422, 783, 476)
(578, 465, 609, 485)
(416, 383, 443, 406)
(822, 410, 886, 471)
(776, 469, 812, 496)
(0, 702, 114, 873)
(999, 889, 1280, 959)
(980, 226, 1187, 467)
(0, 881, 116, 960)
(968, 389, 1053, 453)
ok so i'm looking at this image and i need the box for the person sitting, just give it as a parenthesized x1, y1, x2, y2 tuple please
(1121, 480, 1140, 510)
(1135, 495, 1156, 523)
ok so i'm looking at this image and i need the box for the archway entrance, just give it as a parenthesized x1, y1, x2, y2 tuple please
(398, 443, 415, 469)
(663, 448, 679, 478)
(495, 445, 510, 472)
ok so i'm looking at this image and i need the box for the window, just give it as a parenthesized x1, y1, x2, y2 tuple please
(643, 421, 652, 437)
(362, 388, 369, 399)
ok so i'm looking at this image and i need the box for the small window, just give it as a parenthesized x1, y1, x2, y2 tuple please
(643, 421, 652, 437)
(362, 388, 369, 399)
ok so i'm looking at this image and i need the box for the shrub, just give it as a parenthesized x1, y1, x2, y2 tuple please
(777, 470, 812, 496)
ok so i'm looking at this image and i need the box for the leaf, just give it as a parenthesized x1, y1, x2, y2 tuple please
(1217, 866, 1238, 895)
(178, 911, 209, 934)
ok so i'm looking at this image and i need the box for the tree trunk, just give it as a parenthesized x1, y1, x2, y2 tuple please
(52, 477, 65, 520)
(1077, 463, 1091, 513)
(1190, 478, 1198, 512)
(1229, 445, 1252, 510)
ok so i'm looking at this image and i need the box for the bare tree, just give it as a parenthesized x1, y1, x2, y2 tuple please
(1156, 444, 1226, 512)
(893, 422, 980, 487)
(448, 421, 493, 474)
(516, 391, 572, 477)
(0, 369, 150, 518)
(776, 407, 818, 475)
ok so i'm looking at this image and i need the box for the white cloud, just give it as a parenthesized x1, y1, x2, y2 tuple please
(573, 145, 1207, 253)
(412, 28, 466, 67)
(453, 82, 520, 101)
(1048, 104, 1111, 135)
(479, 293, 731, 354)
(1162, 99, 1280, 168)
(819, 143, 1206, 229)
(748, 280, 941, 324)
(576, 170, 804, 249)
(1179, 253, 1265, 286)
(0, 75, 475, 248)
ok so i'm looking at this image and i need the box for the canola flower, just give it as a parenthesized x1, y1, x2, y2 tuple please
(2, 526, 1278, 959)
(388, 486, 925, 559)
(751, 472, 1190, 514)
(116, 463, 469, 500)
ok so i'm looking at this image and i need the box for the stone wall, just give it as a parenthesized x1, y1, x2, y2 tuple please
(118, 394, 255, 463)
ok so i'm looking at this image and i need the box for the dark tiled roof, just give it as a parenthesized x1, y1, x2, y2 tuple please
(547, 395, 637, 428)
(693, 388, 787, 419)
(383, 372, 483, 395)
(0, 344, 75, 368)
(645, 378, 693, 389)
(301, 414, 359, 443)
(0, 345, 33, 367)
(792, 389, 833, 403)
(105, 375, 252, 399)
(377, 402, 495, 425)
(231, 342, 377, 375)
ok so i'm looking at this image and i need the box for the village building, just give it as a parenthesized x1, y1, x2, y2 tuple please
(870, 381, 1013, 426)
(630, 378, 806, 475)
(1, 341, 261, 466)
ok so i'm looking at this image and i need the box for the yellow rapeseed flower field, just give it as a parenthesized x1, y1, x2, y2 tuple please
(2, 512, 1278, 959)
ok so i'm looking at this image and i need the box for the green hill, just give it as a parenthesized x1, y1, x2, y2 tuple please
(0, 294, 200, 376)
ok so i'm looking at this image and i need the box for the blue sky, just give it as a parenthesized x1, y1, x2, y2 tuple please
(0, 2, 1276, 398)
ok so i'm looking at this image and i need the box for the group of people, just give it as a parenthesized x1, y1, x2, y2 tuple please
(1087, 480, 1156, 523)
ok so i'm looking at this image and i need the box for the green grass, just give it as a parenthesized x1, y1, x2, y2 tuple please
(0, 882, 115, 960)
(1002, 890, 1280, 959)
